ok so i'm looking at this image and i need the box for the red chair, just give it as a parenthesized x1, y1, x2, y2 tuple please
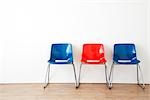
(77, 44, 109, 88)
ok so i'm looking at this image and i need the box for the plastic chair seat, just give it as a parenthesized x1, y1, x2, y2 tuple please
(81, 58, 106, 64)
(48, 60, 72, 64)
(114, 59, 140, 64)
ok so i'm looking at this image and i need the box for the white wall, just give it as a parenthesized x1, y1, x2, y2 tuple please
(0, 0, 149, 83)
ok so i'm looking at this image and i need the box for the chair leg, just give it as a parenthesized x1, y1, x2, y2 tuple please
(104, 63, 109, 88)
(137, 64, 145, 89)
(72, 63, 78, 88)
(77, 63, 82, 88)
(44, 64, 50, 89)
(137, 64, 139, 84)
(109, 62, 114, 89)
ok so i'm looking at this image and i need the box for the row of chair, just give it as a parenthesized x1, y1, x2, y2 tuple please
(43, 43, 145, 90)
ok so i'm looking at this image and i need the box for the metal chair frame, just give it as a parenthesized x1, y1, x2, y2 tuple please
(77, 63, 109, 88)
(44, 63, 77, 89)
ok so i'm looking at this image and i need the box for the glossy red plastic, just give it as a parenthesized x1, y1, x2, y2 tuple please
(81, 44, 106, 64)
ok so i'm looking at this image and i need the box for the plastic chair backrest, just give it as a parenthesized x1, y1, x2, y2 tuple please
(113, 44, 137, 61)
(81, 44, 105, 60)
(50, 43, 73, 62)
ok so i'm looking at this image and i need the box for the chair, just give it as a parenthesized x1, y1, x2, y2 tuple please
(109, 43, 145, 89)
(44, 43, 77, 89)
(78, 44, 109, 88)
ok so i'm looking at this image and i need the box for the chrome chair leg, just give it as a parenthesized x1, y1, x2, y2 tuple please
(137, 64, 139, 84)
(77, 63, 82, 88)
(137, 64, 145, 89)
(104, 63, 109, 88)
(72, 63, 78, 88)
(109, 62, 114, 89)
(44, 64, 50, 89)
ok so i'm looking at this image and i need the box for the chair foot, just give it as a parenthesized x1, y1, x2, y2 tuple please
(43, 87, 46, 90)
(76, 83, 80, 89)
(43, 83, 49, 90)
(106, 82, 110, 89)
(109, 87, 112, 90)
(75, 83, 78, 89)
(138, 84, 145, 89)
(108, 86, 112, 89)
(108, 83, 112, 90)
(76, 86, 79, 89)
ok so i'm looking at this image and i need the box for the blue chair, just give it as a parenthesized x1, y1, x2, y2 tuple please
(44, 43, 77, 89)
(109, 43, 145, 89)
